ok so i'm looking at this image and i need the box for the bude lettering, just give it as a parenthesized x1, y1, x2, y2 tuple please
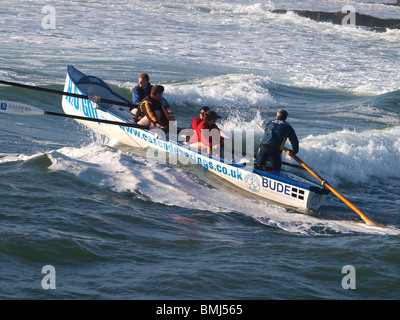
(262, 177, 291, 196)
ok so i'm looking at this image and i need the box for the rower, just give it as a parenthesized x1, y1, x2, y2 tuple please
(135, 85, 173, 130)
(256, 109, 299, 171)
(191, 106, 210, 130)
(188, 110, 231, 157)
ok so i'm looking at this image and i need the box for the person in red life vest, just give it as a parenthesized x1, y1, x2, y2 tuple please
(191, 106, 210, 130)
(135, 85, 173, 129)
(189, 110, 230, 156)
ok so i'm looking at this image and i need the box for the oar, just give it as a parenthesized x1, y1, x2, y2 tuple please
(281, 161, 304, 170)
(0, 100, 149, 130)
(283, 147, 380, 227)
(256, 124, 380, 226)
(0, 79, 134, 108)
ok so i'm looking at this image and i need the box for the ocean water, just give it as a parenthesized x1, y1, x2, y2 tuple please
(0, 0, 400, 301)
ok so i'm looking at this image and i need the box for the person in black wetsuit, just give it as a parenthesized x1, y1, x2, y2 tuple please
(257, 109, 299, 171)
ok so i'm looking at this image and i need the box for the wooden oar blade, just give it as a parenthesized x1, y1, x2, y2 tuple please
(283, 147, 381, 227)
(0, 100, 44, 116)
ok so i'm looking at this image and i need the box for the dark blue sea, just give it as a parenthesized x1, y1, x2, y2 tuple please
(1, 0, 399, 303)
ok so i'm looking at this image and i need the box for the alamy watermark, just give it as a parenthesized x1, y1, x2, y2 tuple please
(41, 265, 56, 290)
(341, 265, 356, 290)
(342, 5, 356, 27)
(142, 123, 255, 168)
(41, 5, 56, 30)
(40, 1, 115, 30)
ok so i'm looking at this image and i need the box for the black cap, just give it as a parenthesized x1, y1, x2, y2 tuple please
(199, 106, 210, 113)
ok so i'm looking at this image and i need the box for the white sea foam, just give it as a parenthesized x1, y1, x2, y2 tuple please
(43, 141, 399, 236)
(157, 74, 276, 109)
(297, 126, 400, 184)
(326, 103, 400, 126)
(1, 0, 399, 95)
(115, 73, 275, 130)
(2, 138, 396, 235)
(0, 152, 45, 164)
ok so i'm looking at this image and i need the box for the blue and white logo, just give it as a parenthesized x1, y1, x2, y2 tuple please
(244, 173, 261, 193)
(310, 194, 321, 206)
(0, 102, 7, 110)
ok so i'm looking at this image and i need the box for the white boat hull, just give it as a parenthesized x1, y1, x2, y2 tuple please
(62, 66, 328, 210)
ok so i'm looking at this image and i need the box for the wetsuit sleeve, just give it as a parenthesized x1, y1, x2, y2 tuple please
(288, 125, 299, 154)
(259, 121, 272, 145)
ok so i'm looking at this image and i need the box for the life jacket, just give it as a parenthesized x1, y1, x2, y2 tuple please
(189, 121, 224, 148)
(135, 95, 169, 126)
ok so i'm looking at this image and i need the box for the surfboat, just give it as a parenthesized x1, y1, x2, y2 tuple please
(61, 65, 329, 210)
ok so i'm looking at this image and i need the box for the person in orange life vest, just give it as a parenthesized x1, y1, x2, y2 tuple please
(191, 106, 210, 130)
(135, 85, 172, 129)
(189, 110, 231, 155)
